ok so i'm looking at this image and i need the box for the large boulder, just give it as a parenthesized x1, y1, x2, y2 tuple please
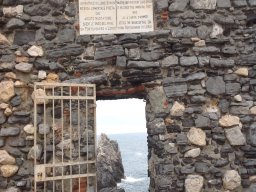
(97, 134, 125, 191)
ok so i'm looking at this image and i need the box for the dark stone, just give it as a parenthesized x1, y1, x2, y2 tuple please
(230, 106, 249, 115)
(157, 163, 174, 175)
(6, 18, 25, 30)
(95, 45, 124, 60)
(215, 158, 229, 167)
(186, 72, 206, 81)
(57, 28, 76, 43)
(169, 0, 189, 11)
(65, 3, 76, 17)
(218, 99, 230, 113)
(116, 56, 126, 68)
(147, 119, 166, 135)
(195, 115, 210, 128)
(77, 35, 91, 44)
(248, 123, 256, 147)
(0, 127, 20, 136)
(180, 165, 195, 174)
(164, 84, 188, 98)
(248, 0, 256, 6)
(0, 110, 6, 125)
(210, 58, 235, 68)
(7, 138, 26, 147)
(191, 96, 206, 103)
(44, 25, 58, 40)
(180, 56, 198, 66)
(46, 44, 84, 58)
(195, 162, 210, 173)
(141, 51, 162, 61)
(13, 31, 36, 45)
(171, 27, 197, 38)
(48, 0, 66, 7)
(206, 76, 225, 95)
(182, 118, 195, 127)
(176, 133, 188, 145)
(0, 62, 15, 72)
(10, 95, 22, 107)
(8, 115, 30, 124)
(233, 0, 247, 7)
(156, 0, 169, 10)
(193, 46, 220, 53)
(0, 138, 5, 147)
(3, 0, 16, 5)
(127, 61, 160, 68)
(78, 61, 108, 68)
(24, 4, 51, 16)
(226, 83, 241, 95)
(100, 188, 125, 192)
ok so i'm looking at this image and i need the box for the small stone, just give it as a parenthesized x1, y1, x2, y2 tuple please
(0, 150, 15, 165)
(171, 101, 185, 117)
(206, 76, 225, 95)
(32, 89, 49, 105)
(14, 81, 25, 88)
(250, 106, 256, 115)
(46, 73, 59, 83)
(234, 95, 242, 102)
(3, 5, 23, 17)
(0, 103, 9, 109)
(223, 170, 241, 190)
(5, 187, 21, 192)
(27, 145, 42, 160)
(15, 63, 33, 73)
(38, 124, 50, 135)
(0, 165, 18, 177)
(195, 40, 206, 47)
(4, 107, 12, 117)
(0, 127, 20, 137)
(219, 115, 240, 127)
(185, 175, 204, 192)
(0, 33, 10, 45)
(180, 56, 198, 66)
(211, 23, 223, 38)
(190, 0, 217, 9)
(225, 126, 246, 146)
(184, 148, 201, 158)
(234, 68, 248, 77)
(24, 124, 35, 134)
(27, 45, 44, 57)
(0, 81, 15, 102)
(38, 70, 47, 80)
(6, 18, 25, 29)
(187, 127, 206, 146)
(169, 0, 189, 11)
(161, 55, 179, 67)
(4, 72, 16, 80)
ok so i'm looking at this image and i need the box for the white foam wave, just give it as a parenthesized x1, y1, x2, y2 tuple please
(122, 176, 145, 183)
(135, 152, 143, 156)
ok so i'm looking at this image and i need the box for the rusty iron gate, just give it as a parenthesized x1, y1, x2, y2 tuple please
(33, 82, 97, 192)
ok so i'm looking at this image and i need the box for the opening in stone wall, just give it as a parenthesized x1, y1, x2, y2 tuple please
(96, 99, 149, 192)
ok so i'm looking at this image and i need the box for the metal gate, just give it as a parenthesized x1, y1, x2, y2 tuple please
(33, 82, 97, 192)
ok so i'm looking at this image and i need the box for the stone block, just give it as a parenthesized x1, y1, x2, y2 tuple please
(190, 0, 217, 10)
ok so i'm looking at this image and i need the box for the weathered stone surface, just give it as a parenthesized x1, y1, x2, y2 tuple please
(13, 31, 36, 46)
(233, 0, 247, 7)
(234, 68, 248, 77)
(169, 0, 189, 11)
(164, 84, 188, 97)
(190, 0, 216, 9)
(248, 0, 256, 6)
(187, 127, 206, 146)
(225, 126, 246, 146)
(6, 18, 25, 29)
(27, 145, 42, 160)
(0, 150, 15, 165)
(127, 61, 160, 68)
(97, 134, 124, 190)
(219, 115, 240, 127)
(226, 83, 241, 95)
(147, 119, 166, 135)
(195, 115, 210, 128)
(0, 81, 15, 102)
(0, 165, 18, 177)
(223, 170, 241, 190)
(27, 45, 43, 57)
(217, 0, 231, 7)
(171, 101, 185, 117)
(116, 56, 126, 68)
(32, 89, 48, 105)
(210, 23, 223, 38)
(0, 127, 20, 137)
(148, 87, 169, 115)
(3, 5, 23, 17)
(24, 4, 50, 16)
(0, 33, 10, 45)
(184, 148, 201, 158)
(210, 58, 235, 68)
(185, 175, 204, 192)
(180, 56, 198, 66)
(161, 55, 179, 67)
(186, 72, 206, 81)
(95, 45, 124, 60)
(206, 76, 225, 95)
(15, 63, 33, 73)
(5, 187, 21, 192)
(38, 124, 50, 135)
(172, 27, 197, 38)
(46, 44, 84, 58)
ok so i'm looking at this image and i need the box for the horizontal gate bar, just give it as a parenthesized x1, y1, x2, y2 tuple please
(35, 160, 96, 168)
(35, 82, 96, 88)
(42, 173, 96, 182)
(35, 96, 95, 100)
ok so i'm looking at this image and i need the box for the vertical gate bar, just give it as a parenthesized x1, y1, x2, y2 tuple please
(86, 87, 89, 190)
(43, 86, 47, 192)
(69, 87, 72, 192)
(52, 87, 55, 192)
(61, 86, 64, 192)
(78, 87, 81, 192)
(93, 85, 97, 191)
(34, 84, 37, 192)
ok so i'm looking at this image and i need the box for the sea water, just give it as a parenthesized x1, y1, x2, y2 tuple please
(108, 133, 149, 192)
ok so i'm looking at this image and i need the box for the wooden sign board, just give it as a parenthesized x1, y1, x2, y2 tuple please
(79, 0, 154, 35)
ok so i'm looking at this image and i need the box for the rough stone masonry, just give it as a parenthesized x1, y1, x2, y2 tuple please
(0, 0, 256, 191)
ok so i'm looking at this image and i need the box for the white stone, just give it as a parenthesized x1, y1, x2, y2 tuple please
(27, 45, 44, 57)
(184, 148, 201, 158)
(4, 108, 12, 116)
(5, 187, 21, 192)
(234, 95, 242, 102)
(38, 70, 47, 80)
(0, 165, 19, 177)
(32, 89, 49, 105)
(190, 0, 217, 10)
(223, 170, 241, 190)
(24, 124, 35, 134)
(195, 40, 206, 47)
(0, 150, 15, 165)
(15, 63, 33, 73)
(225, 127, 246, 146)
(185, 175, 204, 192)
(0, 81, 15, 102)
(250, 106, 256, 115)
(3, 5, 23, 17)
(219, 115, 240, 128)
(234, 68, 248, 77)
(187, 127, 206, 146)
(0, 103, 9, 109)
(211, 23, 223, 38)
(0, 33, 10, 45)
(171, 101, 185, 117)
(4, 72, 16, 80)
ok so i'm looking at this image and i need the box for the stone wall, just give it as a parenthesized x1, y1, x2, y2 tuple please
(0, 0, 256, 191)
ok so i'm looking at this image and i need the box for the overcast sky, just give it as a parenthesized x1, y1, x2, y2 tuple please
(96, 99, 146, 135)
